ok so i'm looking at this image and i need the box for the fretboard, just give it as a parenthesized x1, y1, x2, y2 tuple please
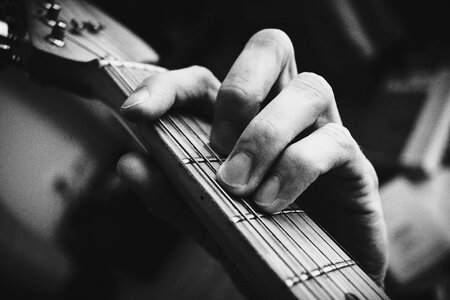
(95, 59, 390, 300)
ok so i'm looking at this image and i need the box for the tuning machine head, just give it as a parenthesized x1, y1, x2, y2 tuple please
(46, 21, 66, 47)
(0, 20, 22, 67)
(41, 2, 62, 26)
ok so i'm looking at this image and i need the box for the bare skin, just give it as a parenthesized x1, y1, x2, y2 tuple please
(117, 29, 388, 284)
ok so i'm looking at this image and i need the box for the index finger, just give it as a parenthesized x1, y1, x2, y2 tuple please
(210, 29, 298, 154)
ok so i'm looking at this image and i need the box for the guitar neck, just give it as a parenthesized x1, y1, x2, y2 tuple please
(94, 59, 389, 300)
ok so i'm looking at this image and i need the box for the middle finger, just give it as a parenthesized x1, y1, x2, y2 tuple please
(210, 29, 298, 154)
(216, 72, 341, 196)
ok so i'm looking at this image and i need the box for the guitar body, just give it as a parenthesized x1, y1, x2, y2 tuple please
(2, 0, 390, 299)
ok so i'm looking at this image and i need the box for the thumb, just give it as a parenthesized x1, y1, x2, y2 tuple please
(116, 151, 184, 223)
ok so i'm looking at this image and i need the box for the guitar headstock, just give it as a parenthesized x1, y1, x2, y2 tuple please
(4, 0, 160, 94)
(24, 0, 159, 63)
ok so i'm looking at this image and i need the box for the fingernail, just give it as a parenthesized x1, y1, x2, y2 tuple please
(217, 152, 252, 189)
(121, 87, 149, 109)
(120, 88, 149, 120)
(211, 121, 239, 154)
(254, 175, 281, 209)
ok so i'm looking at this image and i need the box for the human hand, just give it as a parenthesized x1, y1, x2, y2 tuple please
(117, 29, 388, 283)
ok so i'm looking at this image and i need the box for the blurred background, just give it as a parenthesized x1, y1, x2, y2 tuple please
(1, 0, 450, 299)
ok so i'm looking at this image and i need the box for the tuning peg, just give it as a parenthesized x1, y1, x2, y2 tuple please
(0, 20, 19, 46)
(69, 19, 84, 35)
(0, 21, 20, 68)
(43, 3, 62, 26)
(0, 43, 12, 68)
(84, 20, 104, 34)
(46, 21, 66, 47)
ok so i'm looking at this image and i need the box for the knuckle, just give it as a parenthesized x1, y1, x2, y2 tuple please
(220, 76, 266, 104)
(248, 29, 295, 63)
(189, 65, 215, 82)
(239, 117, 281, 153)
(283, 146, 324, 179)
(189, 65, 220, 95)
(322, 123, 358, 155)
(290, 72, 335, 110)
(189, 65, 209, 74)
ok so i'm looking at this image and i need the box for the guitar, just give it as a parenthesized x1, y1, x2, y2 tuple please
(1, 1, 390, 299)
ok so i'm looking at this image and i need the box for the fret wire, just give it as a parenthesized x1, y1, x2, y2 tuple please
(286, 260, 356, 286)
(239, 202, 336, 299)
(161, 116, 303, 267)
(157, 118, 245, 217)
(157, 117, 327, 298)
(231, 209, 305, 223)
(282, 207, 370, 299)
(173, 99, 384, 298)
(176, 94, 386, 298)
(109, 65, 323, 299)
(110, 63, 388, 299)
(60, 19, 382, 297)
(269, 213, 347, 297)
(116, 64, 140, 90)
(173, 114, 342, 300)
(175, 113, 387, 298)
(291, 206, 386, 298)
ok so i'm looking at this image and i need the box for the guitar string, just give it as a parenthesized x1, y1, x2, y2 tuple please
(286, 206, 384, 298)
(45, 5, 326, 299)
(107, 63, 384, 299)
(183, 115, 376, 298)
(67, 6, 384, 295)
(60, 6, 123, 61)
(170, 112, 363, 299)
(180, 117, 383, 299)
(178, 116, 380, 298)
(161, 115, 336, 299)
(76, 15, 383, 295)
(64, 2, 154, 63)
(119, 63, 386, 299)
(144, 63, 382, 297)
(173, 84, 383, 297)
(112, 65, 330, 300)
(74, 0, 140, 62)
(39, 2, 385, 295)
(151, 76, 384, 299)
(48, 13, 383, 294)
(173, 108, 380, 298)
(282, 206, 371, 298)
(127, 66, 373, 300)
(113, 65, 330, 300)
(130, 58, 379, 297)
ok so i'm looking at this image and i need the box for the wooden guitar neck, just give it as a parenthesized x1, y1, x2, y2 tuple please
(13, 0, 391, 298)
(94, 59, 389, 300)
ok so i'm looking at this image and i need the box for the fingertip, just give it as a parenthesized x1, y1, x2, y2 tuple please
(254, 199, 283, 214)
(120, 88, 150, 122)
(215, 169, 247, 196)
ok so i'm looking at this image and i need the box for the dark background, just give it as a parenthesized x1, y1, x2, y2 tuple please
(1, 0, 450, 299)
